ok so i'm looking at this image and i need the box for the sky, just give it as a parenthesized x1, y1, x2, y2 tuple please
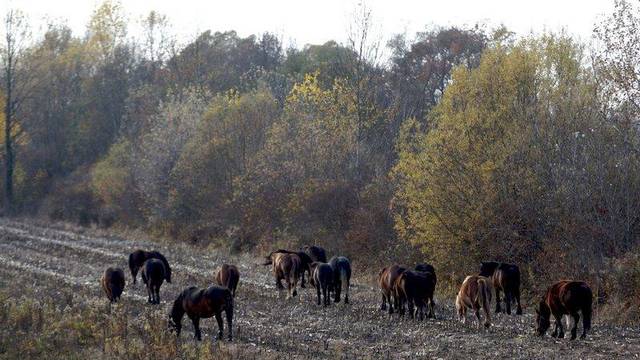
(2, 0, 616, 48)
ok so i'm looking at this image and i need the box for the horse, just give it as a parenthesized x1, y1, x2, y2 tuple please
(536, 280, 592, 340)
(215, 264, 240, 297)
(169, 286, 233, 341)
(264, 251, 301, 299)
(329, 256, 351, 304)
(394, 270, 436, 320)
(479, 261, 522, 315)
(309, 262, 333, 306)
(415, 263, 437, 285)
(302, 245, 327, 263)
(101, 267, 126, 303)
(273, 249, 313, 288)
(128, 250, 172, 284)
(141, 258, 166, 304)
(378, 264, 406, 314)
(456, 275, 492, 328)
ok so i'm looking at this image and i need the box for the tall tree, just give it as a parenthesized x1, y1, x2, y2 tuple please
(1, 9, 31, 212)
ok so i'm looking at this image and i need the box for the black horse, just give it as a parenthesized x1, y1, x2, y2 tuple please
(169, 286, 233, 341)
(479, 261, 522, 315)
(302, 245, 327, 263)
(142, 258, 166, 304)
(310, 262, 333, 306)
(329, 256, 351, 304)
(129, 250, 172, 284)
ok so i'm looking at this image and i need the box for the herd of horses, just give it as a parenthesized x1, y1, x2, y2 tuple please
(99, 245, 594, 343)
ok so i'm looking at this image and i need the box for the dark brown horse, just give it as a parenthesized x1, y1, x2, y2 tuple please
(378, 264, 406, 314)
(479, 261, 522, 315)
(101, 267, 125, 303)
(215, 264, 240, 297)
(329, 256, 351, 303)
(394, 270, 436, 320)
(309, 262, 333, 306)
(456, 275, 492, 328)
(169, 286, 233, 341)
(142, 258, 166, 304)
(273, 249, 313, 288)
(128, 250, 172, 284)
(264, 251, 301, 299)
(302, 245, 327, 263)
(536, 280, 592, 340)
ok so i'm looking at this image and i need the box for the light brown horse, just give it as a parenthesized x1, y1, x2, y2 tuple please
(101, 267, 125, 303)
(264, 251, 301, 299)
(215, 264, 240, 297)
(456, 275, 492, 328)
(536, 280, 592, 340)
(378, 264, 406, 314)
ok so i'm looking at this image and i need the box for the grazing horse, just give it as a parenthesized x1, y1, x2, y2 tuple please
(215, 264, 240, 297)
(309, 262, 333, 306)
(536, 280, 592, 340)
(329, 256, 351, 304)
(479, 261, 522, 315)
(142, 258, 166, 304)
(273, 249, 313, 288)
(169, 286, 233, 341)
(264, 251, 301, 299)
(128, 250, 172, 284)
(394, 270, 437, 320)
(302, 245, 327, 263)
(378, 264, 406, 314)
(101, 267, 126, 303)
(456, 275, 492, 328)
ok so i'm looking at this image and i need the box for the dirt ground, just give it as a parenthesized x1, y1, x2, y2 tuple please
(0, 218, 638, 359)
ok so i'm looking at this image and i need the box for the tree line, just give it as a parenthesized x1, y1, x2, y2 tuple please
(2, 0, 640, 301)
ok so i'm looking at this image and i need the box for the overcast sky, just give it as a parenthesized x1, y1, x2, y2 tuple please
(2, 0, 615, 47)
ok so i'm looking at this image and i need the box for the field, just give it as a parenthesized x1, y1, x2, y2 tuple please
(0, 218, 639, 359)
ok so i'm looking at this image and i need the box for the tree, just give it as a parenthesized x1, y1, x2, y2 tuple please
(1, 9, 31, 212)
(391, 35, 629, 282)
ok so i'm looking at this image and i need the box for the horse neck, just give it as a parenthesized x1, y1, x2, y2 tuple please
(171, 296, 185, 322)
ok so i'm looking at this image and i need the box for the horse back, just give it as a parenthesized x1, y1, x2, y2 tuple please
(548, 280, 592, 315)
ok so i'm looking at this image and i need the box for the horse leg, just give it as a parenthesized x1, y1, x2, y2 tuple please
(555, 314, 565, 338)
(285, 276, 292, 299)
(300, 270, 306, 289)
(570, 312, 580, 340)
(225, 307, 233, 341)
(334, 280, 341, 303)
(495, 288, 502, 313)
(380, 292, 387, 311)
(344, 279, 349, 304)
(408, 299, 415, 319)
(155, 284, 161, 304)
(215, 312, 224, 340)
(429, 297, 436, 318)
(515, 287, 523, 315)
(475, 308, 482, 328)
(505, 292, 512, 315)
(146, 284, 152, 303)
(316, 284, 321, 305)
(192, 317, 202, 341)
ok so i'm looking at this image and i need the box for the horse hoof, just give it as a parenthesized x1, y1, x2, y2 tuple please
(516, 308, 523, 315)
(580, 334, 586, 340)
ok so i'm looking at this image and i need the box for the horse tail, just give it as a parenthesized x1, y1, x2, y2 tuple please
(128, 253, 136, 283)
(583, 285, 593, 332)
(478, 277, 492, 327)
(340, 267, 349, 301)
(290, 259, 299, 297)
